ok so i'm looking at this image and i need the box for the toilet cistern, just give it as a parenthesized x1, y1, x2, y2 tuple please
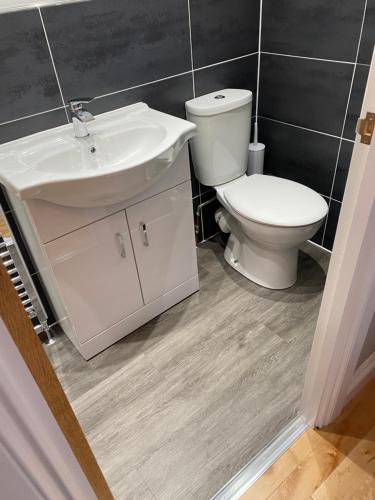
(68, 98, 95, 138)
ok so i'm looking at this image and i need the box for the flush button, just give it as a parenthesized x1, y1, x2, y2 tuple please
(214, 94, 226, 99)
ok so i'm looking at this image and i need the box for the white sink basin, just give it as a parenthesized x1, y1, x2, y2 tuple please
(0, 103, 196, 207)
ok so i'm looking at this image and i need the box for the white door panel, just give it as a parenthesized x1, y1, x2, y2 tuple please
(126, 182, 198, 304)
(45, 211, 143, 343)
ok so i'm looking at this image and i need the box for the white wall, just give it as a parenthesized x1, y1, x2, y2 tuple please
(357, 310, 375, 367)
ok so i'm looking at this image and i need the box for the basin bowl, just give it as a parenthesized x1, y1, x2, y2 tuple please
(0, 103, 196, 208)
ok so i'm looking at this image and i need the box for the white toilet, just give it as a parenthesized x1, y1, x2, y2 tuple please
(185, 89, 328, 289)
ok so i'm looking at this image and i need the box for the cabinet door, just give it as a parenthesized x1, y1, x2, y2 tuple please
(44, 211, 143, 343)
(126, 182, 198, 304)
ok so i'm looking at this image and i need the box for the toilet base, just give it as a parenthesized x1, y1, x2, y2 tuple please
(224, 231, 299, 289)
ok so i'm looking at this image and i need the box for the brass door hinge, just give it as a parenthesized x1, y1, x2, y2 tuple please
(357, 112, 375, 145)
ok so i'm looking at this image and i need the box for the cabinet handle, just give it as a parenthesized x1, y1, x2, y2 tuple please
(140, 222, 149, 247)
(115, 232, 127, 258)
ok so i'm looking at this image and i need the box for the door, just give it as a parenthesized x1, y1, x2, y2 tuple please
(303, 49, 375, 427)
(126, 182, 198, 304)
(0, 259, 112, 498)
(45, 211, 144, 343)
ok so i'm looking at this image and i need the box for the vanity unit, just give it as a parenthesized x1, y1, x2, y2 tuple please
(0, 103, 199, 359)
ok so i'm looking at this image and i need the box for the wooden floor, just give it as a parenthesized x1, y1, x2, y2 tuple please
(242, 378, 375, 500)
(0, 214, 10, 239)
(46, 237, 329, 499)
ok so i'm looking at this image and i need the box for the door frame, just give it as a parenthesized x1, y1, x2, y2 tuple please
(302, 49, 375, 427)
(0, 252, 113, 498)
(0, 318, 98, 499)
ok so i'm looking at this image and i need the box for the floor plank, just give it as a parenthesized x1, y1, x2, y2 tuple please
(46, 238, 329, 499)
(242, 378, 375, 500)
(0, 214, 10, 239)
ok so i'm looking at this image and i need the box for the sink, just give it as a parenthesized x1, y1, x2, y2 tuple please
(0, 103, 196, 207)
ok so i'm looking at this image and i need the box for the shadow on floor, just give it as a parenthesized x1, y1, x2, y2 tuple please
(203, 234, 329, 303)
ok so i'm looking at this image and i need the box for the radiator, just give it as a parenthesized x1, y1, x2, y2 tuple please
(0, 223, 54, 344)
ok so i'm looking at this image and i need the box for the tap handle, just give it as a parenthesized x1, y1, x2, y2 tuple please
(68, 97, 94, 112)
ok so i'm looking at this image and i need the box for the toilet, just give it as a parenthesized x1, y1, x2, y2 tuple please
(185, 89, 328, 289)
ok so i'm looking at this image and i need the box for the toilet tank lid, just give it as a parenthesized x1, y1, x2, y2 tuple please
(185, 89, 252, 116)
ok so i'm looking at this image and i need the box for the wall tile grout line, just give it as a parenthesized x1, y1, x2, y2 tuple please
(330, 198, 343, 205)
(261, 51, 357, 66)
(258, 116, 351, 142)
(0, 106, 67, 128)
(320, 0, 368, 246)
(186, 0, 202, 234)
(38, 7, 70, 123)
(319, 194, 343, 206)
(5, 82, 358, 135)
(193, 52, 258, 73)
(187, 0, 196, 98)
(91, 52, 259, 105)
(255, 0, 263, 118)
(93, 70, 193, 101)
(95, 53, 259, 105)
(0, 55, 260, 133)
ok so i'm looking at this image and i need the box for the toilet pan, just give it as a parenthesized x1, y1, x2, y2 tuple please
(185, 89, 328, 289)
(215, 174, 328, 289)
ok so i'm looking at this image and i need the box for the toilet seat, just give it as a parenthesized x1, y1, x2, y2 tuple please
(221, 174, 328, 227)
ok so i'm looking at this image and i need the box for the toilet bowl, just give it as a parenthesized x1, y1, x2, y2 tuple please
(215, 174, 327, 289)
(185, 88, 328, 289)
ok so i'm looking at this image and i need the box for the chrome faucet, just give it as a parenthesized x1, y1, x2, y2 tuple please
(68, 98, 95, 138)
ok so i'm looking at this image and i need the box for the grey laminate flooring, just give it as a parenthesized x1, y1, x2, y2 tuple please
(46, 238, 330, 500)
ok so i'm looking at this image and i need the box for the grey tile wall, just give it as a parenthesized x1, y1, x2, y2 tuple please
(189, 0, 259, 68)
(259, 55, 353, 136)
(259, 0, 373, 251)
(332, 140, 355, 202)
(258, 119, 339, 198)
(0, 0, 260, 245)
(1, 0, 371, 250)
(261, 1, 366, 61)
(89, 74, 194, 119)
(343, 64, 371, 140)
(0, 8, 65, 124)
(0, 109, 68, 144)
(41, 0, 192, 100)
(358, 0, 375, 64)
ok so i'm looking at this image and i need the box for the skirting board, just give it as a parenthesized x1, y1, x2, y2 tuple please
(307, 239, 332, 254)
(212, 416, 308, 500)
(346, 351, 375, 404)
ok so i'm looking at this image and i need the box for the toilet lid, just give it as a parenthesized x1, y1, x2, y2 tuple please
(223, 175, 328, 227)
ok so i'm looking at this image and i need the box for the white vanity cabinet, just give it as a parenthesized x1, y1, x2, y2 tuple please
(44, 211, 144, 344)
(10, 145, 199, 359)
(127, 182, 198, 304)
